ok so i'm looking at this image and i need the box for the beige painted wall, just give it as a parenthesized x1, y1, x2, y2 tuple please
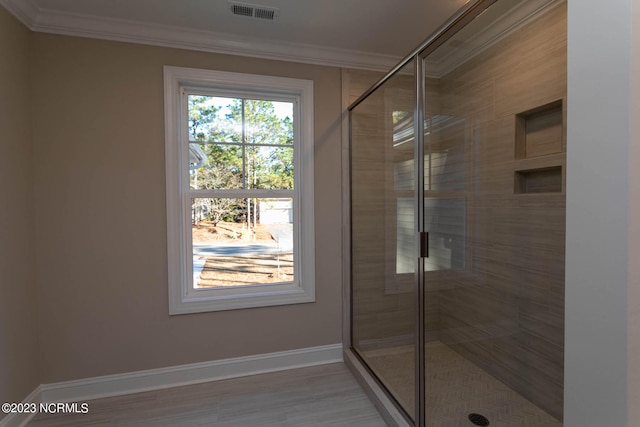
(0, 6, 40, 414)
(30, 33, 343, 383)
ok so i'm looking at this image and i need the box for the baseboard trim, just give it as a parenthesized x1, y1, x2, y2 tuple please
(0, 387, 42, 427)
(33, 344, 341, 405)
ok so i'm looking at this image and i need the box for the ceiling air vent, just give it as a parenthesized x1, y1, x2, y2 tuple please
(229, 1, 279, 21)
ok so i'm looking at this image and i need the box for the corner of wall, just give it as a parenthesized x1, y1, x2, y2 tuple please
(0, 3, 40, 414)
(627, 0, 640, 422)
(565, 0, 632, 425)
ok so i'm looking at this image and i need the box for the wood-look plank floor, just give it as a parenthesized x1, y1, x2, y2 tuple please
(27, 363, 388, 427)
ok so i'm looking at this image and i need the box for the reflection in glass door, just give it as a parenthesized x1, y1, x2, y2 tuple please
(350, 59, 417, 421)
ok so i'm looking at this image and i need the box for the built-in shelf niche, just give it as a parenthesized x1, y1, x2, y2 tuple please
(515, 100, 563, 159)
(515, 166, 562, 194)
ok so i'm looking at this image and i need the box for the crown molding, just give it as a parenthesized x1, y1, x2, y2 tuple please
(0, 0, 399, 72)
(0, 0, 561, 74)
(0, 0, 38, 28)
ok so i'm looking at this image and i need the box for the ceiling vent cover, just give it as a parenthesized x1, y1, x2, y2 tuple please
(229, 1, 279, 21)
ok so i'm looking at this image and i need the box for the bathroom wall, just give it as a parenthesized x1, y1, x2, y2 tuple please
(434, 2, 567, 419)
(566, 0, 638, 424)
(0, 6, 39, 418)
(31, 32, 344, 383)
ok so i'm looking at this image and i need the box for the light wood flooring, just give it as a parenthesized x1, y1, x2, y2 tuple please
(363, 342, 563, 427)
(27, 363, 388, 427)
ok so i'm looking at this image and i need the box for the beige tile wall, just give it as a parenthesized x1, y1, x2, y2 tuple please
(434, 3, 567, 420)
(350, 68, 417, 349)
(348, 68, 445, 349)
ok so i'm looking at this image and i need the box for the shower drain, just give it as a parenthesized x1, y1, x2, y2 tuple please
(468, 413, 490, 426)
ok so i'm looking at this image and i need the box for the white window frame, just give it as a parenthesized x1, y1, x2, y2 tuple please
(164, 66, 315, 315)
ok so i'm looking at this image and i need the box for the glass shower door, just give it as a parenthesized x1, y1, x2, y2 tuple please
(350, 1, 566, 425)
(350, 59, 418, 421)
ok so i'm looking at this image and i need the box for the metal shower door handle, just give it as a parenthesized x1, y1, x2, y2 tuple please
(420, 231, 429, 258)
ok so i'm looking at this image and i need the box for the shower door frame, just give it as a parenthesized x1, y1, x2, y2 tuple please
(345, 0, 499, 426)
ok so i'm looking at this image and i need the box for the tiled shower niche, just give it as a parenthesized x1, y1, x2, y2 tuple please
(515, 100, 564, 159)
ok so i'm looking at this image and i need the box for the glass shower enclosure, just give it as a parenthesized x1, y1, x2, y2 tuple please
(348, 0, 566, 426)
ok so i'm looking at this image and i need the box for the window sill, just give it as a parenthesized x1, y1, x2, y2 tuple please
(169, 282, 315, 315)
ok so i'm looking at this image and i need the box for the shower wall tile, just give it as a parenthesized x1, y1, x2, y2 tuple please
(440, 76, 494, 122)
(494, 8, 567, 119)
(351, 72, 419, 350)
(434, 2, 567, 421)
(345, 69, 384, 105)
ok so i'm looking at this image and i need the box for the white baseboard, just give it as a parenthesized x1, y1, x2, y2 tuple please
(0, 343, 342, 426)
(41, 343, 342, 403)
(0, 387, 42, 427)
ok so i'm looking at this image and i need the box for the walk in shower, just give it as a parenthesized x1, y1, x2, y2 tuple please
(348, 0, 566, 426)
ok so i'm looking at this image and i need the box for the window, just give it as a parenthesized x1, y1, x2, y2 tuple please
(164, 66, 314, 314)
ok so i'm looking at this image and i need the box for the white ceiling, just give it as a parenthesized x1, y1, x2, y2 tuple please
(0, 0, 470, 70)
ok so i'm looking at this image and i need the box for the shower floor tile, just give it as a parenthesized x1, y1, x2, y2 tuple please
(362, 342, 562, 427)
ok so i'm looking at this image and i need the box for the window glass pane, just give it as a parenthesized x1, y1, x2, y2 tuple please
(188, 95, 242, 143)
(189, 143, 243, 190)
(244, 99, 294, 145)
(191, 198, 294, 288)
(246, 146, 294, 190)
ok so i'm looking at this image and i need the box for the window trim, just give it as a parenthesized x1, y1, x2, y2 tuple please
(164, 66, 315, 315)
